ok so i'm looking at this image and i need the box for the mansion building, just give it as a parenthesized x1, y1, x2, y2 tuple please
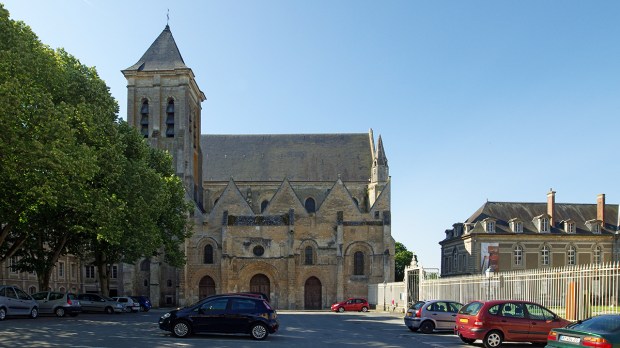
(440, 190, 620, 277)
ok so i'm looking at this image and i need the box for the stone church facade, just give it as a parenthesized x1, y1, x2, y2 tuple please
(120, 25, 395, 309)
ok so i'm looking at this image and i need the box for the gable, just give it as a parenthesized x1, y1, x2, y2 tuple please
(316, 180, 362, 220)
(263, 179, 307, 215)
(207, 179, 254, 222)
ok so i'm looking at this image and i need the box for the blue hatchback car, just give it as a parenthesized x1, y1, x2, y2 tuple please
(130, 296, 152, 312)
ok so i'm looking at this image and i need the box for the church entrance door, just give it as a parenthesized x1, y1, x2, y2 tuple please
(304, 276, 322, 309)
(250, 274, 270, 302)
(198, 275, 216, 299)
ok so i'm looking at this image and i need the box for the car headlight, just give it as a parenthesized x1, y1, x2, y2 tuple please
(161, 312, 171, 319)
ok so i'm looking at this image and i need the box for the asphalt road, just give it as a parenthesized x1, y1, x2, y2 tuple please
(0, 309, 541, 348)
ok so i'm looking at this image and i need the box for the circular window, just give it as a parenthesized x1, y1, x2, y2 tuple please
(253, 245, 265, 256)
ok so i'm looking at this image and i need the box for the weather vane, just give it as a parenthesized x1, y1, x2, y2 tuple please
(167, 9, 170, 26)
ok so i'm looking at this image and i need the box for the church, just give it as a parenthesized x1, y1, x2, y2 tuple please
(120, 25, 395, 309)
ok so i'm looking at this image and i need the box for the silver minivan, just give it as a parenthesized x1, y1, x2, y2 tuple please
(404, 299, 463, 333)
(77, 293, 124, 313)
(31, 291, 82, 317)
(0, 285, 39, 320)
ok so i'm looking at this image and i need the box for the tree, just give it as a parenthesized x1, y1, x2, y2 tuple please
(395, 242, 414, 282)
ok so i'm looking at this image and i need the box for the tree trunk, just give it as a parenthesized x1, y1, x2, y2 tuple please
(95, 251, 110, 296)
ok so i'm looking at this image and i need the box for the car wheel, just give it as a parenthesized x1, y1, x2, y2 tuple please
(55, 307, 66, 317)
(420, 320, 434, 334)
(338, 307, 344, 313)
(408, 327, 418, 332)
(250, 323, 268, 340)
(0, 307, 6, 321)
(172, 320, 192, 338)
(361, 306, 368, 312)
(105, 306, 114, 314)
(29, 307, 38, 319)
(483, 330, 503, 348)
(459, 334, 475, 344)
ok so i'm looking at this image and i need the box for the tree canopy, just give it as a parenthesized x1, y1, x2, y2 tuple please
(395, 242, 414, 282)
(0, 4, 192, 292)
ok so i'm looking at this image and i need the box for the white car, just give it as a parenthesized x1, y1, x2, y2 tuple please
(112, 296, 140, 312)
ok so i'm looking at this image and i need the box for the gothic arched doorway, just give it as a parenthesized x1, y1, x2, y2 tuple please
(250, 274, 270, 302)
(198, 275, 216, 299)
(304, 276, 322, 309)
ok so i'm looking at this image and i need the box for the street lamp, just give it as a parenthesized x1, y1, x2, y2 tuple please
(485, 267, 494, 300)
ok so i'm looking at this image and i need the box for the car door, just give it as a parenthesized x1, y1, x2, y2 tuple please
(32, 292, 52, 314)
(436, 302, 460, 330)
(1, 287, 24, 315)
(191, 298, 230, 333)
(79, 295, 94, 312)
(524, 303, 559, 342)
(226, 297, 260, 333)
(495, 302, 530, 342)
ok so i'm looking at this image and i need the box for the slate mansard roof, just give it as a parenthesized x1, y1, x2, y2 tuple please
(200, 133, 374, 182)
(447, 201, 620, 238)
(124, 25, 188, 71)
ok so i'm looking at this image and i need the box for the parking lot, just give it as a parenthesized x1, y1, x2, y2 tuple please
(0, 309, 539, 348)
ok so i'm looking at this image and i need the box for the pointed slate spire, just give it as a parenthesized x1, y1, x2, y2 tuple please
(125, 25, 188, 71)
(376, 135, 388, 166)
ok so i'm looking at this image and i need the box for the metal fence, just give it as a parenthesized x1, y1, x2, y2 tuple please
(368, 282, 406, 313)
(414, 262, 620, 320)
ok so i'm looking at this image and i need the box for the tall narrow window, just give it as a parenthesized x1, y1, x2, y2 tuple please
(111, 265, 118, 279)
(594, 246, 602, 264)
(166, 99, 174, 137)
(514, 245, 523, 266)
(140, 100, 149, 138)
(452, 248, 458, 272)
(58, 262, 65, 278)
(85, 265, 95, 279)
(9, 256, 18, 274)
(204, 245, 214, 264)
(305, 197, 316, 213)
(353, 251, 364, 275)
(305, 246, 313, 265)
(567, 246, 576, 265)
(541, 218, 550, 232)
(541, 245, 550, 266)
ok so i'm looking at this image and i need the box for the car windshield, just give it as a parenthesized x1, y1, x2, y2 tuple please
(569, 316, 620, 333)
(410, 301, 425, 310)
(459, 301, 483, 315)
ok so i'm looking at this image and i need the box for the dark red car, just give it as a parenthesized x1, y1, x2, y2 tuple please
(454, 300, 571, 347)
(331, 298, 369, 313)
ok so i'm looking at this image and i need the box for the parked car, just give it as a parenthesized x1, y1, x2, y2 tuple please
(454, 300, 570, 347)
(547, 314, 620, 348)
(130, 295, 152, 312)
(331, 298, 369, 313)
(112, 296, 140, 312)
(77, 294, 124, 313)
(0, 285, 39, 320)
(159, 294, 279, 340)
(404, 299, 463, 333)
(31, 291, 81, 317)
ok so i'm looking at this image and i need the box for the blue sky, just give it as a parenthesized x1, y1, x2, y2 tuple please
(4, 0, 620, 270)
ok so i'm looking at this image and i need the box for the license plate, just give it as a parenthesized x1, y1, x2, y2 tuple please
(459, 318, 468, 323)
(559, 335, 581, 343)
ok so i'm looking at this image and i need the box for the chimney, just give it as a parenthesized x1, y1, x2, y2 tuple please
(597, 194, 605, 224)
(547, 189, 555, 226)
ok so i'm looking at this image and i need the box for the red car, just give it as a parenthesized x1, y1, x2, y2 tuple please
(331, 298, 369, 313)
(454, 300, 571, 347)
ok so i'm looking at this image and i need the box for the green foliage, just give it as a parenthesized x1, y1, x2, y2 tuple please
(0, 4, 192, 291)
(395, 242, 414, 282)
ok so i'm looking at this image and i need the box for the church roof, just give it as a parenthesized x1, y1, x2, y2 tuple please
(200, 133, 373, 182)
(124, 25, 188, 71)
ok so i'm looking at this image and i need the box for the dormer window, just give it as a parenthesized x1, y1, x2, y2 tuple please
(483, 219, 496, 233)
(509, 219, 523, 233)
(534, 215, 550, 233)
(585, 219, 602, 234)
(564, 220, 576, 234)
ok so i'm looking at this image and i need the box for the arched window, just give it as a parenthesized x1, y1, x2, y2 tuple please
(28, 286, 36, 294)
(140, 100, 149, 138)
(167, 279, 172, 287)
(140, 259, 150, 272)
(305, 197, 316, 213)
(305, 246, 313, 265)
(166, 99, 175, 137)
(541, 245, 550, 266)
(261, 200, 269, 213)
(354, 251, 364, 275)
(567, 245, 576, 265)
(59, 287, 66, 293)
(513, 245, 523, 266)
(204, 244, 214, 264)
